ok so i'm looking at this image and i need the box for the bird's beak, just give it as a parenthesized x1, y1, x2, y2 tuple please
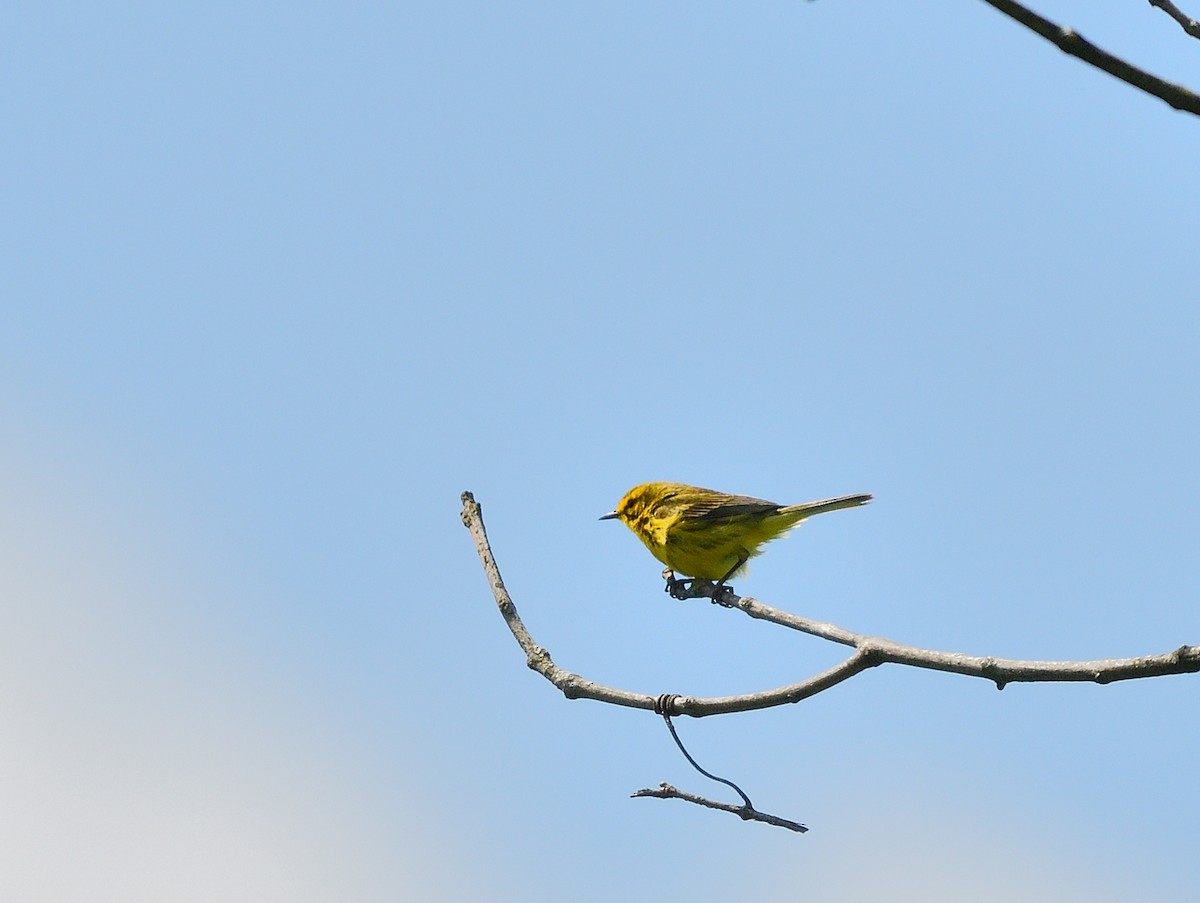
(599, 510, 620, 521)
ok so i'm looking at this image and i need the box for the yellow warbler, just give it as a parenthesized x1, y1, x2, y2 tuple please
(601, 482, 871, 587)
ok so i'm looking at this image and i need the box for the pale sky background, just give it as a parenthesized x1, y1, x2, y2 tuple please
(3, 3, 1198, 901)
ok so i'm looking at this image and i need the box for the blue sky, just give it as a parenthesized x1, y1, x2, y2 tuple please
(3, 3, 1197, 899)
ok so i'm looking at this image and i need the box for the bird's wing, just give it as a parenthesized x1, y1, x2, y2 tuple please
(681, 492, 781, 522)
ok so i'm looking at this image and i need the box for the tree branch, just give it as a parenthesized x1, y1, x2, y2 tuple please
(677, 578, 1200, 691)
(461, 490, 658, 710)
(979, 0, 1200, 114)
(1148, 0, 1200, 40)
(460, 491, 1200, 715)
(631, 783, 808, 834)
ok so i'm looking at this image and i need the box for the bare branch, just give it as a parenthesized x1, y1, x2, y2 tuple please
(979, 0, 1200, 114)
(460, 492, 1200, 715)
(461, 491, 658, 711)
(631, 783, 808, 833)
(677, 578, 1200, 691)
(1148, 0, 1200, 40)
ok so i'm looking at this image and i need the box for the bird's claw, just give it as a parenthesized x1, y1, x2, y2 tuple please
(662, 570, 695, 600)
(661, 570, 737, 605)
(710, 584, 738, 607)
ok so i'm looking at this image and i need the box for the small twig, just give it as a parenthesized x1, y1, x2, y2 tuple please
(979, 0, 1200, 114)
(1148, 0, 1200, 40)
(460, 491, 1200, 716)
(631, 783, 808, 834)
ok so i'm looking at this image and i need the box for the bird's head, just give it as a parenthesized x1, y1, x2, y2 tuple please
(599, 482, 669, 525)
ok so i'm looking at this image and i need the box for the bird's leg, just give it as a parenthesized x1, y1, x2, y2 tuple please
(710, 555, 748, 607)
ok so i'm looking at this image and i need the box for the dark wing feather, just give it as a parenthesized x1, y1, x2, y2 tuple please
(680, 492, 781, 522)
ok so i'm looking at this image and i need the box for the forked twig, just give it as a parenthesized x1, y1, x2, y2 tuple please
(461, 491, 1200, 717)
(461, 490, 1198, 830)
(1147, 0, 1200, 40)
(671, 577, 1200, 692)
(979, 0, 1200, 114)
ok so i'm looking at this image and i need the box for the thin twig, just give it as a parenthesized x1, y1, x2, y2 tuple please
(979, 0, 1200, 114)
(460, 492, 1200, 714)
(1148, 0, 1200, 40)
(631, 783, 808, 834)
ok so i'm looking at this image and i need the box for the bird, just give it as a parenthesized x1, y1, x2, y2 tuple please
(601, 482, 871, 595)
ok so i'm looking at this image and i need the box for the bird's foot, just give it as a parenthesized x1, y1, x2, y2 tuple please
(662, 569, 696, 600)
(662, 570, 738, 605)
(711, 583, 738, 608)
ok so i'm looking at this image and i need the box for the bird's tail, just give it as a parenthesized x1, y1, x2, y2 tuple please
(777, 493, 873, 520)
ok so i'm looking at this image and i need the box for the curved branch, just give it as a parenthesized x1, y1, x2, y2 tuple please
(460, 492, 1200, 716)
(461, 491, 658, 710)
(980, 0, 1200, 115)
